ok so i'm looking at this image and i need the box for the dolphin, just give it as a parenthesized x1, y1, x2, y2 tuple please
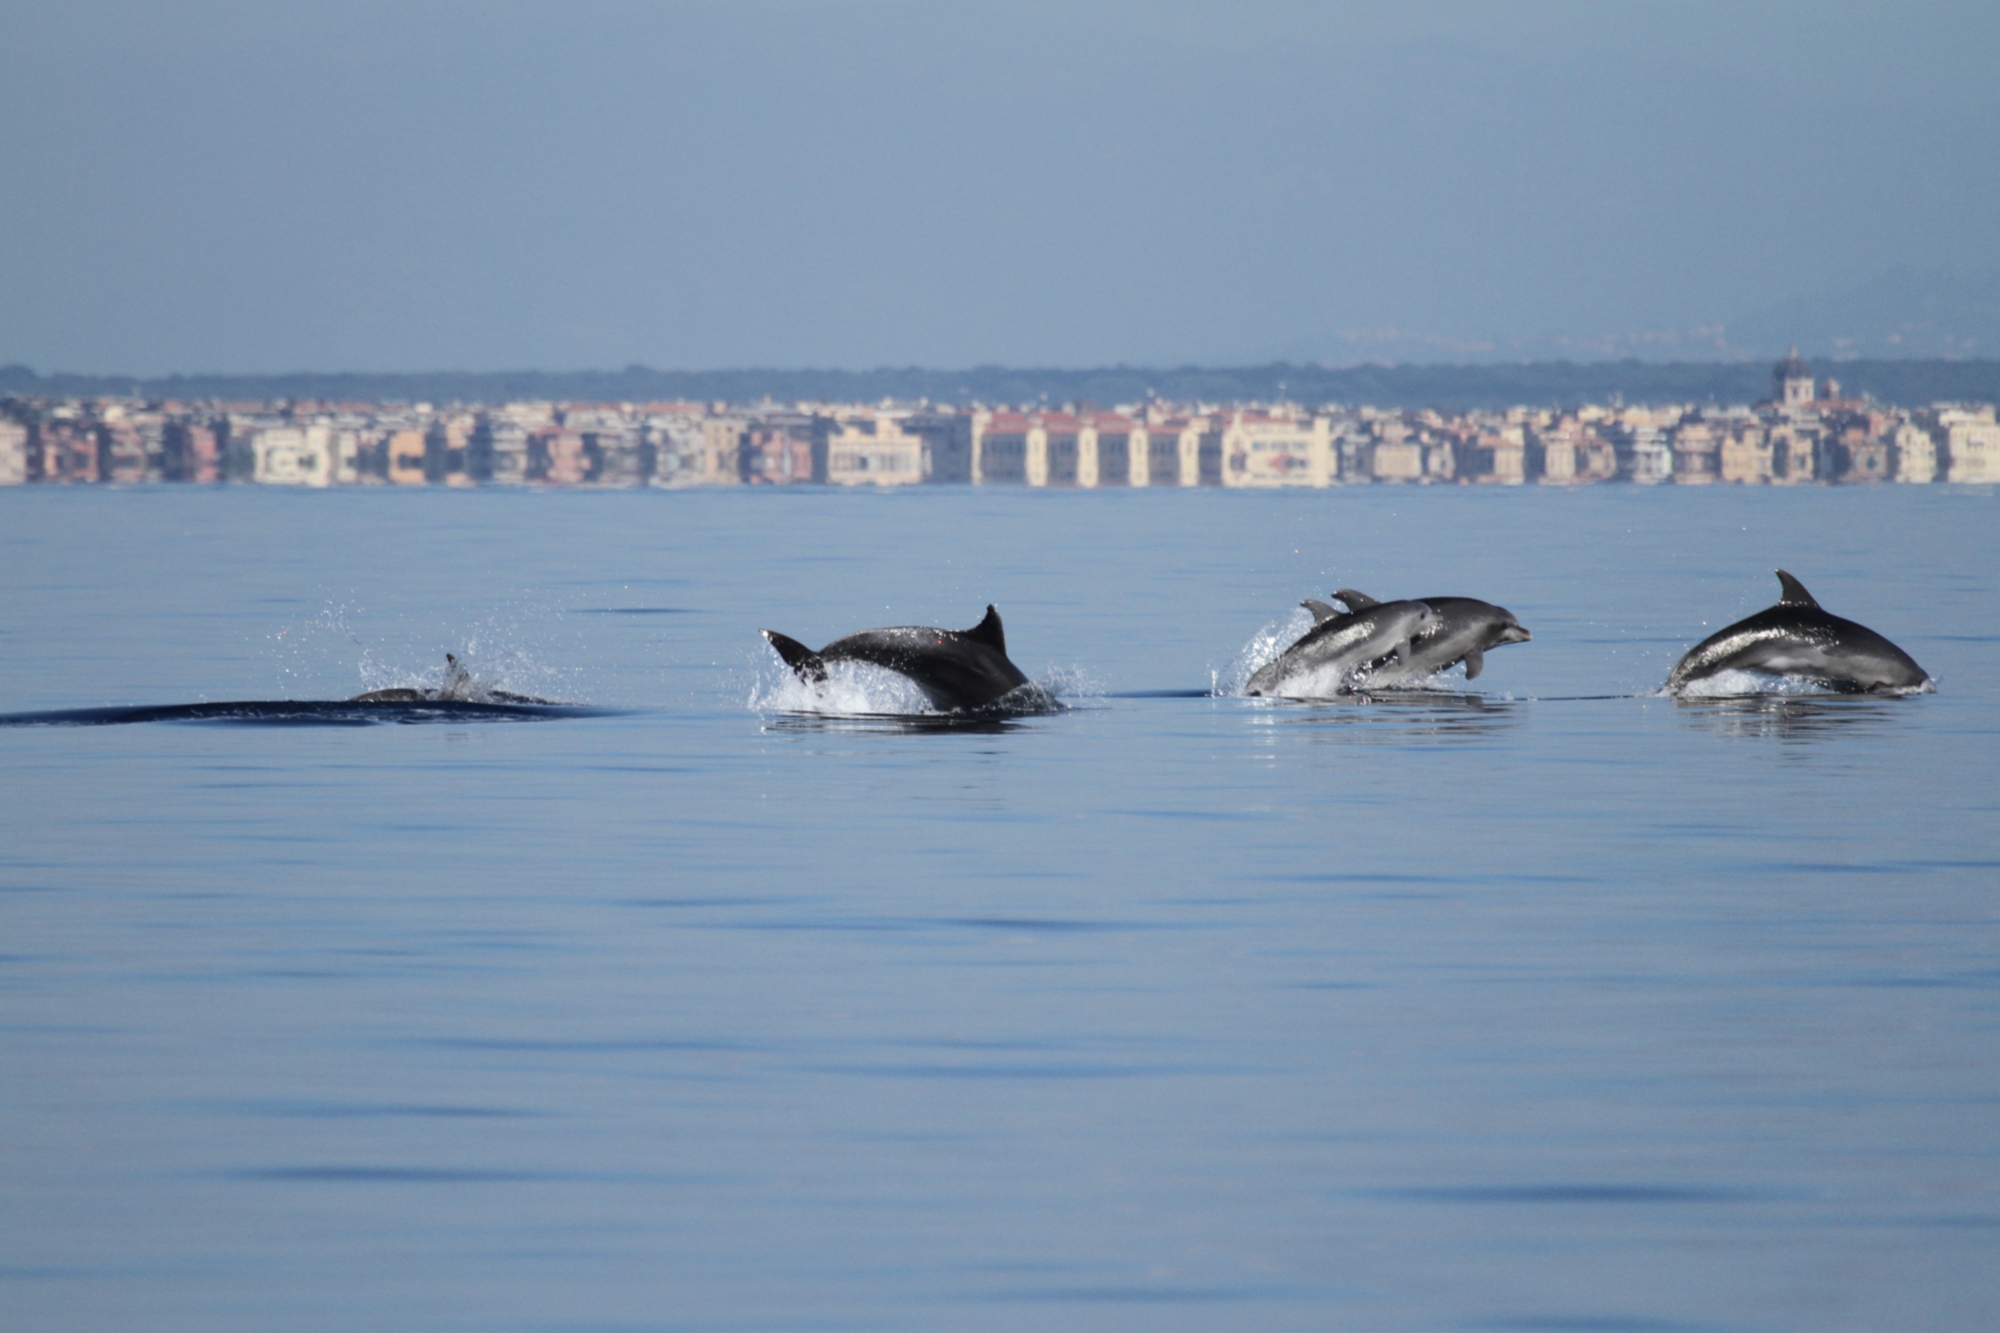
(761, 605, 1032, 712)
(1666, 570, 1932, 696)
(1245, 597, 1435, 698)
(1322, 589, 1532, 684)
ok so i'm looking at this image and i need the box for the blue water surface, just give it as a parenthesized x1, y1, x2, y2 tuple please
(2, 484, 1996, 1332)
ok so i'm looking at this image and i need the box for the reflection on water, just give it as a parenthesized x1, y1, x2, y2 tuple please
(1245, 690, 1526, 744)
(1672, 694, 1923, 741)
(0, 699, 618, 727)
(761, 709, 1036, 736)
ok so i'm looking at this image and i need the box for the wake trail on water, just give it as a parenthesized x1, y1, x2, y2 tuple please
(0, 700, 618, 727)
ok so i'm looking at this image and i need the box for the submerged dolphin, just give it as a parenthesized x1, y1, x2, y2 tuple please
(761, 605, 1031, 712)
(1316, 590, 1532, 684)
(351, 654, 553, 705)
(1245, 598, 1434, 698)
(1666, 571, 1932, 696)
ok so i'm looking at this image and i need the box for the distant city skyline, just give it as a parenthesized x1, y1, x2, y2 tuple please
(3, 2, 1996, 374)
(8, 348, 1998, 489)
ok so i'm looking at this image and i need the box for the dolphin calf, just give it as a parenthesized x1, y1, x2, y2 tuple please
(1319, 590, 1532, 684)
(1245, 597, 1435, 698)
(761, 605, 1032, 712)
(1666, 570, 1932, 696)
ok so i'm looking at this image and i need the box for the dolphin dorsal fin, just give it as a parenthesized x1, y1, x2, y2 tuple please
(1300, 598, 1342, 624)
(1774, 570, 1820, 608)
(964, 605, 1007, 654)
(1334, 589, 1380, 610)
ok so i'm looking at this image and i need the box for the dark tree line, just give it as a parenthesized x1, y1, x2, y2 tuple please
(4, 359, 1997, 411)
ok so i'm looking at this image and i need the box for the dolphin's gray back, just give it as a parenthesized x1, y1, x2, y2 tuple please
(763, 606, 1029, 711)
(818, 626, 1030, 710)
(1667, 605, 1929, 693)
(1667, 571, 1931, 694)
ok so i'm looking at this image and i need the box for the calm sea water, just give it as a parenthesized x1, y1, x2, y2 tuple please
(3, 484, 1997, 1332)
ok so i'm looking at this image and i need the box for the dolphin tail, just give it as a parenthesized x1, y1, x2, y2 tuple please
(963, 605, 1007, 654)
(761, 630, 829, 683)
(1774, 570, 1820, 608)
(1334, 588, 1380, 610)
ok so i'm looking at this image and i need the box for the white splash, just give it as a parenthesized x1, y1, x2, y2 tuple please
(288, 603, 577, 703)
(1214, 607, 1315, 696)
(748, 658, 1071, 717)
(1667, 668, 1934, 699)
(750, 659, 941, 715)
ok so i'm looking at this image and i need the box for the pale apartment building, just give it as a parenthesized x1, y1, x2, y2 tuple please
(250, 425, 336, 486)
(0, 418, 28, 485)
(1935, 407, 2000, 484)
(1892, 422, 1938, 483)
(1210, 411, 1336, 487)
(824, 412, 926, 486)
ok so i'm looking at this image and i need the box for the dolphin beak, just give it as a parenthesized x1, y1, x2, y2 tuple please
(1503, 625, 1532, 643)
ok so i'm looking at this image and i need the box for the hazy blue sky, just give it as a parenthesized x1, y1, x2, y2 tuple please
(2, 1, 1996, 373)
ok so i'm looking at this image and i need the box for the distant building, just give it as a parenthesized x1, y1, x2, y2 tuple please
(385, 428, 429, 485)
(688, 415, 744, 485)
(825, 414, 925, 486)
(0, 418, 27, 485)
(429, 412, 477, 486)
(739, 412, 817, 484)
(33, 415, 100, 483)
(1606, 409, 1676, 484)
(1775, 347, 1816, 409)
(970, 410, 1031, 484)
(1087, 413, 1138, 486)
(97, 405, 157, 483)
(528, 427, 586, 485)
(1531, 415, 1615, 484)
(642, 406, 711, 488)
(1037, 412, 1087, 486)
(1365, 418, 1424, 483)
(1892, 422, 1938, 484)
(1765, 421, 1819, 484)
(163, 420, 220, 483)
(1456, 423, 1528, 485)
(1211, 411, 1335, 487)
(902, 411, 974, 484)
(1822, 409, 1895, 483)
(251, 426, 334, 486)
(1937, 407, 2000, 484)
(1139, 414, 1204, 486)
(1719, 424, 1775, 484)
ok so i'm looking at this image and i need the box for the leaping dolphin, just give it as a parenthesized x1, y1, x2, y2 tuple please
(1245, 598, 1435, 698)
(1317, 590, 1532, 684)
(1666, 570, 1932, 696)
(761, 605, 1032, 712)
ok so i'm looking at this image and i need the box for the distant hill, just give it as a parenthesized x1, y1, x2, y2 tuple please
(1296, 269, 2000, 366)
(1723, 268, 2000, 360)
(3, 358, 1997, 411)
